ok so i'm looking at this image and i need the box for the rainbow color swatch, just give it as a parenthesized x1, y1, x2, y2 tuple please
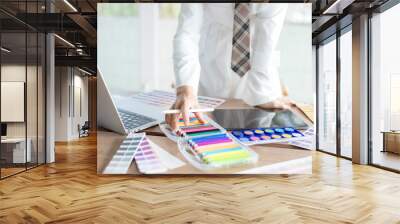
(175, 116, 258, 170)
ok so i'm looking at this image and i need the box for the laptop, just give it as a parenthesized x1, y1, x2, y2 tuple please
(97, 69, 163, 134)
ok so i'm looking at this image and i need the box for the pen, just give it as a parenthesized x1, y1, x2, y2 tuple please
(162, 108, 214, 114)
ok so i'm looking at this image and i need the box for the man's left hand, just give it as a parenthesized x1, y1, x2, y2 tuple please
(256, 97, 297, 110)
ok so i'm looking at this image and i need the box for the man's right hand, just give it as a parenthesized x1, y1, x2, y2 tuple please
(165, 85, 205, 132)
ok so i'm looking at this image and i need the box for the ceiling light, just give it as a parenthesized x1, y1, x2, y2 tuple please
(1, 47, 11, 53)
(78, 67, 93, 76)
(322, 0, 354, 15)
(54, 34, 75, 48)
(63, 0, 78, 12)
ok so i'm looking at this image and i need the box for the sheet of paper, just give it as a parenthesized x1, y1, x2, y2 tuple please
(130, 90, 225, 109)
(148, 139, 185, 170)
(285, 128, 315, 150)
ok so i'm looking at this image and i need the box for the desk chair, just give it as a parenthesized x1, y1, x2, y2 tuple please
(79, 121, 90, 138)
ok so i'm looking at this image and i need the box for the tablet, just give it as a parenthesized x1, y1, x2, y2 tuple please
(209, 108, 311, 130)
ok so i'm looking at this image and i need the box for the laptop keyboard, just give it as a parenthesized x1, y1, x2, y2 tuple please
(118, 109, 157, 132)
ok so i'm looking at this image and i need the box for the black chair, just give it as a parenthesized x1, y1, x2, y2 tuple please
(79, 121, 90, 138)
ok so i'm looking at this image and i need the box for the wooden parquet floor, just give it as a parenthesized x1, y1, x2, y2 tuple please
(1, 134, 400, 224)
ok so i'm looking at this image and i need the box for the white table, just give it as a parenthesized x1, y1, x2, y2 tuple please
(1, 138, 31, 163)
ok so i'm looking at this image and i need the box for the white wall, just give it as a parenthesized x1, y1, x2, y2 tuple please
(1, 65, 38, 138)
(1, 63, 46, 164)
(278, 4, 313, 104)
(54, 67, 89, 141)
(72, 74, 89, 138)
(98, 3, 313, 104)
(98, 4, 141, 95)
(55, 67, 69, 141)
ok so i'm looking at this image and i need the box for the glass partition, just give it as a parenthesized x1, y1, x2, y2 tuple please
(27, 30, 38, 169)
(1, 31, 28, 177)
(339, 29, 352, 158)
(0, 1, 46, 179)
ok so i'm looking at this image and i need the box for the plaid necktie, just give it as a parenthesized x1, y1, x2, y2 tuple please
(231, 3, 251, 77)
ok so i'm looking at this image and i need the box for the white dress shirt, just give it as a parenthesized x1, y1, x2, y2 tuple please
(173, 3, 288, 106)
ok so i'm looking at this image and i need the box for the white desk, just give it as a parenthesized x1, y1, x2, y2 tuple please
(1, 138, 31, 163)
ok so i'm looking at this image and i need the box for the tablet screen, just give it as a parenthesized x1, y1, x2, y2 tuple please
(210, 108, 311, 130)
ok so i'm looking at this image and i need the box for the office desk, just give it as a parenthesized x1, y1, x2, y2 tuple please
(1, 138, 31, 163)
(97, 131, 311, 174)
(97, 99, 313, 175)
(382, 131, 400, 154)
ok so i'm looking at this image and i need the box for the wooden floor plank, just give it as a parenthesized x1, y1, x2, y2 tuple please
(0, 134, 400, 224)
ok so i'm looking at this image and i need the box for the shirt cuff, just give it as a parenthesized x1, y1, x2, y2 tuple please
(234, 69, 283, 106)
(174, 62, 201, 94)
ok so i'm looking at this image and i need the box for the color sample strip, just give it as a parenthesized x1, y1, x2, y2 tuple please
(178, 120, 205, 127)
(203, 150, 250, 163)
(178, 116, 209, 126)
(199, 146, 244, 156)
(182, 126, 218, 133)
(231, 127, 305, 145)
(135, 137, 167, 174)
(286, 128, 315, 150)
(191, 138, 232, 146)
(192, 142, 240, 152)
(185, 129, 224, 137)
(103, 133, 145, 174)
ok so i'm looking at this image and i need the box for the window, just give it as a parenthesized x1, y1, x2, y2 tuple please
(339, 29, 352, 158)
(370, 3, 400, 171)
(317, 37, 337, 154)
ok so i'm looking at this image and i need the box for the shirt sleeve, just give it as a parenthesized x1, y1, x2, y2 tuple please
(173, 4, 203, 93)
(235, 4, 288, 106)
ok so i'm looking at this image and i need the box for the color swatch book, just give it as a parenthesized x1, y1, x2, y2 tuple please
(103, 133, 145, 174)
(174, 115, 258, 171)
(130, 90, 225, 109)
(230, 127, 307, 146)
(135, 136, 168, 174)
(285, 128, 315, 150)
(149, 139, 186, 170)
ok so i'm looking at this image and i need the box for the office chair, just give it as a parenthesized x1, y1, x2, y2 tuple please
(79, 121, 90, 138)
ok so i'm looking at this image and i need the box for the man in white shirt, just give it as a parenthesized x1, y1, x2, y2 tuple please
(166, 3, 295, 130)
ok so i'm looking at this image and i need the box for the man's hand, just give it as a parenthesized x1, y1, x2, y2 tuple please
(256, 97, 297, 111)
(165, 86, 205, 131)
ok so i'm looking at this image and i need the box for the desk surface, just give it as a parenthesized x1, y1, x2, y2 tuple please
(97, 99, 314, 175)
(97, 131, 311, 174)
(1, 138, 27, 143)
(381, 131, 400, 134)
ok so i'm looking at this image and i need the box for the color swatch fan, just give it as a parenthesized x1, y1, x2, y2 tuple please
(135, 137, 168, 174)
(103, 133, 145, 174)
